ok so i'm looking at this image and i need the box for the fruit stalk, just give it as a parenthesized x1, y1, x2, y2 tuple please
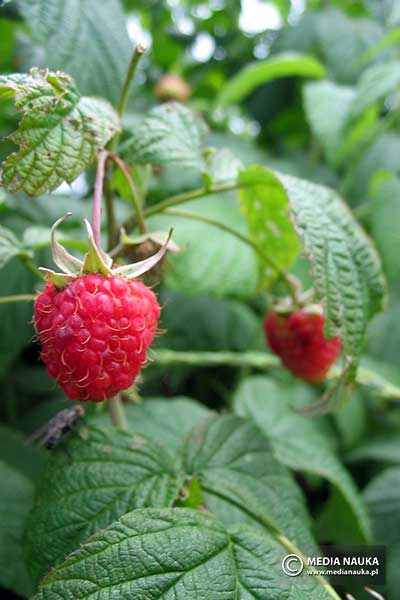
(92, 150, 108, 247)
(108, 394, 128, 431)
(108, 153, 147, 234)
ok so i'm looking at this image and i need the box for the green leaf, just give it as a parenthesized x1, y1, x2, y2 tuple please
(181, 414, 317, 550)
(0, 424, 44, 481)
(24, 425, 184, 582)
(148, 194, 258, 298)
(302, 81, 355, 165)
(363, 467, 400, 545)
(238, 165, 301, 285)
(356, 26, 400, 65)
(344, 132, 400, 202)
(0, 18, 17, 71)
(333, 391, 367, 450)
(316, 9, 383, 84)
(0, 259, 36, 379)
(0, 461, 34, 598)
(349, 61, 400, 119)
(0, 224, 29, 269)
(22, 226, 88, 252)
(233, 376, 371, 543)
(315, 489, 369, 546)
(159, 289, 264, 354)
(92, 397, 208, 453)
(0, 69, 119, 195)
(216, 52, 325, 107)
(368, 173, 400, 282)
(121, 102, 208, 171)
(274, 171, 386, 377)
(16, 0, 131, 102)
(33, 508, 334, 599)
(347, 434, 400, 465)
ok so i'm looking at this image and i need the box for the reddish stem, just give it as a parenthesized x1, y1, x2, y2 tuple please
(92, 150, 108, 247)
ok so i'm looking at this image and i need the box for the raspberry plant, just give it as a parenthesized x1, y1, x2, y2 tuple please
(0, 2, 399, 599)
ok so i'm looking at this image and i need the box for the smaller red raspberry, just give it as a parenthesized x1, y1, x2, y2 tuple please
(34, 275, 160, 402)
(264, 308, 341, 383)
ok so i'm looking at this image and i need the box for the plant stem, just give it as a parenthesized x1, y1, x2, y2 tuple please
(151, 349, 400, 402)
(122, 181, 237, 234)
(117, 44, 146, 119)
(164, 207, 299, 303)
(92, 150, 108, 247)
(0, 293, 36, 305)
(103, 46, 146, 247)
(103, 167, 117, 250)
(19, 255, 45, 280)
(144, 182, 237, 219)
(108, 153, 147, 234)
(108, 395, 128, 430)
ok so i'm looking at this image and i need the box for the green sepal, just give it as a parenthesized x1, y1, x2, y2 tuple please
(39, 268, 76, 288)
(120, 229, 180, 254)
(81, 220, 113, 276)
(50, 215, 83, 276)
(114, 229, 173, 279)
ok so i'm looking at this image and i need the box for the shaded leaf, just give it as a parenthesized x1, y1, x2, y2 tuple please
(16, 0, 131, 102)
(0, 424, 44, 481)
(347, 434, 400, 465)
(303, 81, 355, 165)
(363, 467, 400, 545)
(234, 376, 371, 543)
(92, 397, 208, 454)
(122, 102, 208, 171)
(0, 224, 29, 269)
(24, 425, 184, 582)
(316, 9, 383, 84)
(33, 508, 334, 600)
(0, 461, 34, 598)
(216, 52, 325, 107)
(148, 194, 258, 298)
(0, 259, 36, 379)
(349, 61, 400, 119)
(182, 414, 317, 550)
(368, 173, 400, 282)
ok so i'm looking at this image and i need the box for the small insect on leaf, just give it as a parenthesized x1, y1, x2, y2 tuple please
(28, 406, 85, 450)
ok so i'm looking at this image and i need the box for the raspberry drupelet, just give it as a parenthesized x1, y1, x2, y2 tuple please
(34, 274, 160, 401)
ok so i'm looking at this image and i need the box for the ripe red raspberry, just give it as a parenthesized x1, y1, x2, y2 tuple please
(34, 274, 160, 401)
(264, 308, 341, 383)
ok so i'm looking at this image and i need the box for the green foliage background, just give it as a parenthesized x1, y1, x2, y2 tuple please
(0, 0, 399, 598)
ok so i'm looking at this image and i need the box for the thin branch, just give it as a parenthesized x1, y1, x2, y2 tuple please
(164, 207, 299, 303)
(0, 294, 36, 305)
(92, 150, 108, 247)
(108, 394, 128, 430)
(143, 182, 237, 219)
(103, 167, 117, 250)
(19, 255, 44, 280)
(108, 153, 147, 234)
(151, 349, 400, 402)
(121, 181, 237, 235)
(117, 44, 146, 119)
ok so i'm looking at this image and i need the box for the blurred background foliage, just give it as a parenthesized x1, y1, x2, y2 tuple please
(0, 1, 399, 598)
